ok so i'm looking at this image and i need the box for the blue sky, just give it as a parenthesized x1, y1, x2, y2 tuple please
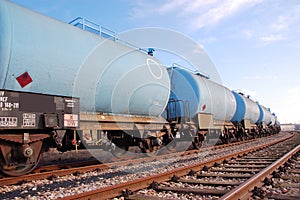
(11, 0, 300, 124)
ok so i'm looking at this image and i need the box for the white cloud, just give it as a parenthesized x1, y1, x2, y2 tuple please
(270, 4, 300, 32)
(128, 1, 149, 19)
(129, 0, 300, 47)
(157, 0, 190, 14)
(271, 15, 290, 32)
(258, 34, 287, 45)
(240, 3, 300, 45)
(242, 29, 255, 40)
(243, 74, 278, 80)
(129, 0, 264, 30)
(258, 34, 286, 44)
(277, 87, 300, 123)
(199, 36, 217, 45)
(189, 0, 264, 30)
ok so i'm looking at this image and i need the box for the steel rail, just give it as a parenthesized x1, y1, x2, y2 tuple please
(220, 144, 300, 200)
(61, 133, 294, 200)
(0, 161, 109, 187)
(0, 135, 258, 186)
(0, 146, 207, 186)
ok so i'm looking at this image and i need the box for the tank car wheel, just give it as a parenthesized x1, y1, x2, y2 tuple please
(139, 139, 160, 157)
(192, 140, 202, 149)
(0, 141, 43, 176)
(111, 145, 129, 158)
(191, 133, 204, 149)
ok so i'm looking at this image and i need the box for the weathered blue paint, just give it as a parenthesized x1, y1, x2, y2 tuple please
(0, 0, 170, 116)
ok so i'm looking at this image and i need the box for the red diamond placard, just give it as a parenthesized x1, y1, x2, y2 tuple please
(16, 71, 33, 88)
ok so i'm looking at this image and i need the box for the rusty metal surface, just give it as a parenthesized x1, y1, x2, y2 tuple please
(0, 134, 50, 143)
(220, 144, 300, 200)
(155, 186, 228, 196)
(0, 140, 217, 185)
(80, 113, 167, 131)
(209, 168, 261, 173)
(0, 161, 109, 186)
(266, 193, 300, 200)
(61, 133, 294, 200)
(0, 138, 237, 185)
(178, 178, 242, 186)
(0, 140, 44, 176)
(197, 173, 253, 178)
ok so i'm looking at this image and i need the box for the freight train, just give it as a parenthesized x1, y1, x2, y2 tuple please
(0, 0, 280, 176)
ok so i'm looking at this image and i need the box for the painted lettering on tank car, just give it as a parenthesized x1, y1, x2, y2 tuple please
(0, 90, 80, 129)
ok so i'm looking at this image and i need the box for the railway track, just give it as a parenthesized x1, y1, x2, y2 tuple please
(0, 134, 265, 187)
(53, 132, 294, 200)
(0, 132, 295, 199)
(252, 145, 300, 200)
(119, 132, 299, 200)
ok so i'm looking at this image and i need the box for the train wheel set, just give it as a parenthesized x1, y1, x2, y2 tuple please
(0, 139, 43, 176)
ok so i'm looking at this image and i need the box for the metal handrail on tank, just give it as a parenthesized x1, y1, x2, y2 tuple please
(69, 17, 149, 54)
(170, 63, 210, 79)
(69, 17, 117, 40)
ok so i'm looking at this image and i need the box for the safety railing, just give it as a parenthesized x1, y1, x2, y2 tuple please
(170, 63, 210, 79)
(69, 17, 151, 54)
(69, 17, 117, 40)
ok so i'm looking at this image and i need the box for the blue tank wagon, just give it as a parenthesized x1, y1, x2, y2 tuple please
(0, 0, 171, 175)
(231, 91, 280, 138)
(167, 66, 280, 145)
(231, 91, 260, 137)
(167, 66, 237, 146)
(257, 103, 279, 134)
(0, 0, 280, 176)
